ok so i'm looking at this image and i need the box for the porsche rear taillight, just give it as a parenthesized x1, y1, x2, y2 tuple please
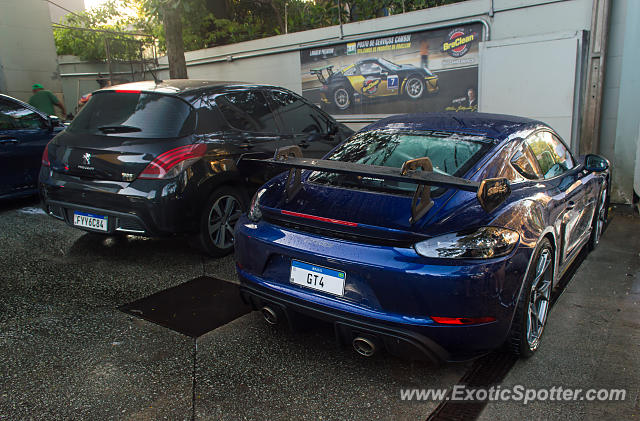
(138, 143, 207, 180)
(430, 316, 496, 325)
(41, 144, 50, 167)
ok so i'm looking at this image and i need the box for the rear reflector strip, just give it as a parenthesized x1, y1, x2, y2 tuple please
(281, 210, 358, 227)
(431, 316, 496, 325)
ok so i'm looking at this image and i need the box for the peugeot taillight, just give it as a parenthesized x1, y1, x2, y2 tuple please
(138, 143, 207, 180)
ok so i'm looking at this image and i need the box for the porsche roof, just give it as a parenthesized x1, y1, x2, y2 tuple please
(364, 112, 545, 140)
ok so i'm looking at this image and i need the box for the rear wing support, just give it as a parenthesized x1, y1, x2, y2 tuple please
(275, 146, 303, 202)
(243, 146, 510, 223)
(400, 158, 434, 224)
(310, 65, 335, 84)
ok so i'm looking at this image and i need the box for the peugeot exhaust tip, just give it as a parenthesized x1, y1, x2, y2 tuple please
(352, 336, 377, 357)
(261, 306, 278, 325)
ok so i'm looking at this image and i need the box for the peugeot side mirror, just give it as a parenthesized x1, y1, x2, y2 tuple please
(327, 123, 339, 136)
(306, 132, 323, 142)
(584, 154, 609, 172)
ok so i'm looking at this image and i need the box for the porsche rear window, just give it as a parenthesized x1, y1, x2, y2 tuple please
(309, 129, 491, 195)
(68, 92, 195, 138)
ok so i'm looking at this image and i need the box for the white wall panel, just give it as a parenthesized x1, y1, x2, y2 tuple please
(478, 33, 580, 145)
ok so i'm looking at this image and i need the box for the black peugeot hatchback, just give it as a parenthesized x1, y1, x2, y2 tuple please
(39, 80, 353, 255)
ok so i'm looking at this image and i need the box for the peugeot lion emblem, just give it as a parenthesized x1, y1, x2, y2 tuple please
(82, 153, 92, 165)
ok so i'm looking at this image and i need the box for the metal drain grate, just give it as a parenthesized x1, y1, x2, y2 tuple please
(427, 352, 518, 421)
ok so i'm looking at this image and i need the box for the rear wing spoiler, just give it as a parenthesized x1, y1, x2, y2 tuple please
(242, 146, 510, 224)
(310, 65, 335, 84)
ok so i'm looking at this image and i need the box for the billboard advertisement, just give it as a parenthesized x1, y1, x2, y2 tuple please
(300, 23, 482, 115)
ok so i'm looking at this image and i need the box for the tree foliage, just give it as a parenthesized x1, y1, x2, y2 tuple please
(54, 0, 467, 61)
(53, 0, 153, 61)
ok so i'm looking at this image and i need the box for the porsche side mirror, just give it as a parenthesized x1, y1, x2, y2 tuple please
(584, 154, 609, 172)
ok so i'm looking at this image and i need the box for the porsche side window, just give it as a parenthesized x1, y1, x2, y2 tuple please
(343, 66, 357, 76)
(359, 62, 382, 75)
(216, 90, 278, 133)
(526, 132, 573, 179)
(549, 133, 575, 170)
(269, 90, 329, 135)
(511, 145, 539, 180)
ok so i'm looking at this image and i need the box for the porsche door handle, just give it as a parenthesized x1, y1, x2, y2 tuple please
(0, 138, 19, 144)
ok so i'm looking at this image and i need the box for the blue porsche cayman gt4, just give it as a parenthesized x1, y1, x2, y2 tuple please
(234, 112, 610, 362)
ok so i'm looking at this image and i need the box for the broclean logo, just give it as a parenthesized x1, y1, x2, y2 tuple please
(442, 28, 477, 57)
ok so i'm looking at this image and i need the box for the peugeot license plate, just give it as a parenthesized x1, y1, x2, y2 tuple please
(73, 211, 108, 232)
(290, 260, 345, 296)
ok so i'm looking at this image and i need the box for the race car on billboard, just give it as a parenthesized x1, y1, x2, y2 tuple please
(313, 58, 439, 111)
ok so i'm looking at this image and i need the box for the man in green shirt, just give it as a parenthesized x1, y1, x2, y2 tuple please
(28, 83, 66, 117)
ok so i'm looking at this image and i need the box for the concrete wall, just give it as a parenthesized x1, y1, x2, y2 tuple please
(58, 55, 150, 115)
(0, 0, 63, 106)
(611, 0, 639, 204)
(479, 32, 583, 148)
(48, 0, 85, 24)
(599, 0, 640, 203)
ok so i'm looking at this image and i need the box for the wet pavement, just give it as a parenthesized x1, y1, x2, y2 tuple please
(0, 197, 638, 420)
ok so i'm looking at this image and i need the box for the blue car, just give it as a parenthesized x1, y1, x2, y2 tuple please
(0, 94, 64, 199)
(234, 112, 610, 362)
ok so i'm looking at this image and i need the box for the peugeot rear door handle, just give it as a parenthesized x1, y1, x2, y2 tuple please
(566, 201, 575, 210)
(297, 141, 310, 149)
(238, 143, 254, 149)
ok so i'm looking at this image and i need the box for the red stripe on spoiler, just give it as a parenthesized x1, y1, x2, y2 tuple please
(281, 210, 358, 227)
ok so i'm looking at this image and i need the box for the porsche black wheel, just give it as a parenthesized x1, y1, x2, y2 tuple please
(405, 76, 425, 100)
(199, 186, 246, 257)
(333, 87, 351, 110)
(507, 238, 553, 358)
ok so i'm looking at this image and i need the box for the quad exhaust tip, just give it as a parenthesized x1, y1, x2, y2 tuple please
(352, 336, 377, 357)
(261, 306, 278, 325)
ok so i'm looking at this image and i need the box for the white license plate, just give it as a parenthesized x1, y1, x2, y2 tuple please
(290, 260, 345, 296)
(73, 211, 108, 232)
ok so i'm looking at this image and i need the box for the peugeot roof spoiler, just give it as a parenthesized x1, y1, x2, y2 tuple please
(242, 146, 510, 224)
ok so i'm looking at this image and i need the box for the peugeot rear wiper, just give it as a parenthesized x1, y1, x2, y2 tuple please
(98, 125, 142, 133)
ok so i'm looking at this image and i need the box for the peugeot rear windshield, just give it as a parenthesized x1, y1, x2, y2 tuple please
(67, 91, 195, 138)
(309, 129, 492, 195)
